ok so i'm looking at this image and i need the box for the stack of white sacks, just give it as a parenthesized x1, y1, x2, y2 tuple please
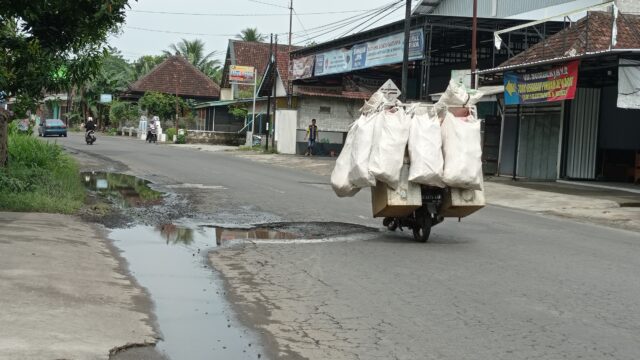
(331, 80, 484, 197)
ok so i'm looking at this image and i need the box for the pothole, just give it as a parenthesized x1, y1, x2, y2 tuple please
(81, 172, 163, 207)
(619, 202, 640, 208)
(106, 220, 376, 360)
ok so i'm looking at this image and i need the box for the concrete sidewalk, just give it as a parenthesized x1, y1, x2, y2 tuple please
(228, 152, 640, 232)
(0, 212, 158, 360)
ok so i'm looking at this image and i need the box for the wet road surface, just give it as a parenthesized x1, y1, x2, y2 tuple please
(60, 133, 640, 360)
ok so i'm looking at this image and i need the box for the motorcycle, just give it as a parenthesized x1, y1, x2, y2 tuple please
(85, 130, 96, 145)
(147, 128, 157, 143)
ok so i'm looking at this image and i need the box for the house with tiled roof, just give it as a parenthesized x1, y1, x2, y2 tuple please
(193, 40, 300, 137)
(126, 55, 220, 101)
(480, 7, 640, 183)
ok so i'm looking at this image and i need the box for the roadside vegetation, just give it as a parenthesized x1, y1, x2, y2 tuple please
(0, 124, 84, 213)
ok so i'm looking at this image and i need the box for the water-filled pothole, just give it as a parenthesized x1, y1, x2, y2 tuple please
(108, 221, 376, 358)
(109, 224, 265, 360)
(81, 172, 162, 207)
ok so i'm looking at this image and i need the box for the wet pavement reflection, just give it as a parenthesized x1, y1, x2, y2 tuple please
(109, 224, 265, 360)
(82, 172, 162, 207)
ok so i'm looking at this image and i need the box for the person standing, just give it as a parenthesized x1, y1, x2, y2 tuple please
(304, 118, 319, 156)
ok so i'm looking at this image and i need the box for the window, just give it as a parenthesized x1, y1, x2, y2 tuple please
(319, 106, 331, 114)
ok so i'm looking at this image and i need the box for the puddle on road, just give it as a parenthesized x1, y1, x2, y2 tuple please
(109, 224, 265, 360)
(108, 221, 377, 359)
(81, 172, 162, 207)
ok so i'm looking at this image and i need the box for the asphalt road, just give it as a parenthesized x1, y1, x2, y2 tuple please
(60, 133, 640, 360)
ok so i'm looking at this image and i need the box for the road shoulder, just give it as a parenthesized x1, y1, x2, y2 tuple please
(0, 212, 158, 360)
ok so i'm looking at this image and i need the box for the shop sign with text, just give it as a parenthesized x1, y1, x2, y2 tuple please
(314, 48, 352, 76)
(229, 65, 255, 83)
(504, 61, 579, 105)
(352, 29, 424, 70)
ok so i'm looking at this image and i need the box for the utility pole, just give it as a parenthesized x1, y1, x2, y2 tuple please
(272, 35, 278, 150)
(287, 0, 294, 108)
(288, 0, 293, 51)
(401, 0, 411, 102)
(471, 0, 478, 89)
(265, 34, 274, 152)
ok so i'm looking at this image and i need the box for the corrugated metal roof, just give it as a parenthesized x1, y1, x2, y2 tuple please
(416, 0, 584, 18)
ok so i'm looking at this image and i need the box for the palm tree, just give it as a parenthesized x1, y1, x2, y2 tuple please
(131, 55, 167, 80)
(164, 38, 221, 74)
(236, 28, 266, 42)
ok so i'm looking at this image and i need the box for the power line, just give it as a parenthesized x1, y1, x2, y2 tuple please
(248, 0, 289, 9)
(292, 9, 310, 40)
(337, 2, 403, 38)
(126, 26, 236, 37)
(344, 2, 406, 36)
(128, 9, 374, 16)
(290, 1, 401, 43)
(293, 1, 402, 45)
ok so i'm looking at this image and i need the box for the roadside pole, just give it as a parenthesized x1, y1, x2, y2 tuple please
(272, 35, 278, 150)
(265, 34, 274, 152)
(471, 0, 478, 89)
(400, 0, 411, 102)
(251, 68, 257, 140)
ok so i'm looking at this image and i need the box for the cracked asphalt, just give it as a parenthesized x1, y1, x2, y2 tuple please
(60, 133, 640, 360)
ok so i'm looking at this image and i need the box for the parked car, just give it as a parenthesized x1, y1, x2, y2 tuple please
(38, 119, 67, 137)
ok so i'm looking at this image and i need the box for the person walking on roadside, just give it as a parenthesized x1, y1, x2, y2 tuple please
(304, 118, 319, 156)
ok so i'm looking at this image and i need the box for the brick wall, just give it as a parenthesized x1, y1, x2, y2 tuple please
(297, 97, 363, 132)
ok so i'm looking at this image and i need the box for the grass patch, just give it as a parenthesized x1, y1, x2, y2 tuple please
(238, 144, 278, 154)
(0, 133, 84, 214)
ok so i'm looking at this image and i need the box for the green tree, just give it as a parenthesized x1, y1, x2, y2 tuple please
(109, 100, 139, 128)
(131, 55, 167, 80)
(236, 28, 267, 42)
(163, 38, 221, 83)
(139, 91, 186, 121)
(0, 0, 133, 167)
(75, 49, 134, 127)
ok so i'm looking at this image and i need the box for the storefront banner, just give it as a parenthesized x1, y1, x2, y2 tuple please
(314, 48, 352, 76)
(504, 61, 579, 105)
(229, 65, 256, 83)
(290, 55, 315, 80)
(352, 29, 424, 70)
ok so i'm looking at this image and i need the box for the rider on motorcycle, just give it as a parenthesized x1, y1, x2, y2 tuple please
(85, 117, 96, 132)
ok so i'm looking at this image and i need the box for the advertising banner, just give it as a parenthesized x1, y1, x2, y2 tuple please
(314, 48, 352, 76)
(291, 55, 315, 80)
(352, 29, 424, 70)
(504, 61, 579, 105)
(229, 65, 256, 83)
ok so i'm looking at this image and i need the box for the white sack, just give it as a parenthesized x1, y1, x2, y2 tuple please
(360, 91, 386, 114)
(408, 107, 445, 187)
(436, 79, 484, 107)
(368, 108, 411, 189)
(331, 120, 361, 197)
(441, 112, 483, 190)
(348, 112, 378, 187)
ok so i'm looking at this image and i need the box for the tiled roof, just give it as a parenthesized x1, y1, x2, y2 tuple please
(296, 86, 372, 100)
(221, 40, 301, 88)
(497, 11, 640, 69)
(129, 55, 220, 99)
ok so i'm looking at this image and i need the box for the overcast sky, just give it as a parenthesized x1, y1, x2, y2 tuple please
(108, 0, 406, 62)
(108, 0, 602, 63)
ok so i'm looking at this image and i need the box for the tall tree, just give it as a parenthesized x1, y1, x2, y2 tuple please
(0, 0, 133, 166)
(163, 38, 221, 81)
(236, 28, 267, 42)
(131, 55, 167, 80)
